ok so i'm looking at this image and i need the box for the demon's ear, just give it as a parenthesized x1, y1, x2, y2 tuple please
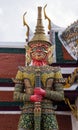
(48, 46, 54, 57)
(25, 45, 32, 66)
(47, 45, 54, 64)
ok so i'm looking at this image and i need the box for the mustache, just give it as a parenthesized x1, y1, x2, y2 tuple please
(31, 50, 48, 53)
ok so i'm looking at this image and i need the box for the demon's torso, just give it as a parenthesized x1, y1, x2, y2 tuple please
(16, 65, 62, 95)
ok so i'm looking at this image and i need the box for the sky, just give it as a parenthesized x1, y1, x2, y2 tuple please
(0, 0, 78, 42)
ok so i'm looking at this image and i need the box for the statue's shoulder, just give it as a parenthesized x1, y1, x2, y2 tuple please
(41, 65, 61, 73)
(18, 66, 36, 73)
(18, 65, 61, 74)
(18, 66, 25, 72)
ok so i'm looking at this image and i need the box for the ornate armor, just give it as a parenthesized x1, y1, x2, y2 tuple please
(14, 65, 64, 130)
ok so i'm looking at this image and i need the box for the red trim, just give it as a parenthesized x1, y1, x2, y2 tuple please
(62, 45, 74, 60)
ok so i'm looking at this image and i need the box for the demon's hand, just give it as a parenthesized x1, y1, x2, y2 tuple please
(34, 88, 46, 97)
(30, 94, 42, 102)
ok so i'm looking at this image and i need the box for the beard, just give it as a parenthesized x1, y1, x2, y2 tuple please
(32, 59, 47, 66)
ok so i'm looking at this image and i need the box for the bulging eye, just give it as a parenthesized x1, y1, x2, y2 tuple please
(43, 48, 46, 51)
(32, 47, 37, 52)
(41, 47, 46, 51)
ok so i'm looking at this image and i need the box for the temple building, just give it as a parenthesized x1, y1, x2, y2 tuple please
(0, 5, 78, 130)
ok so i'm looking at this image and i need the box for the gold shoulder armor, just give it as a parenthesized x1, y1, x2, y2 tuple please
(15, 70, 23, 80)
(54, 67, 63, 79)
(18, 66, 25, 72)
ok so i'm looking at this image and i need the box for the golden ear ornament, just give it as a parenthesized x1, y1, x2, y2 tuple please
(25, 45, 31, 66)
(23, 12, 30, 40)
(47, 46, 54, 64)
(43, 4, 51, 31)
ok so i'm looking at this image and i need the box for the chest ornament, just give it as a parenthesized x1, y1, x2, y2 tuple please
(41, 72, 54, 87)
(23, 72, 35, 87)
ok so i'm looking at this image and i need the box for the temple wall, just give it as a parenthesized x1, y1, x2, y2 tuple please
(0, 113, 72, 130)
(0, 114, 20, 130)
(0, 46, 25, 130)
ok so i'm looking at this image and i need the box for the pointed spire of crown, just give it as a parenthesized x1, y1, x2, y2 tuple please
(28, 6, 51, 46)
